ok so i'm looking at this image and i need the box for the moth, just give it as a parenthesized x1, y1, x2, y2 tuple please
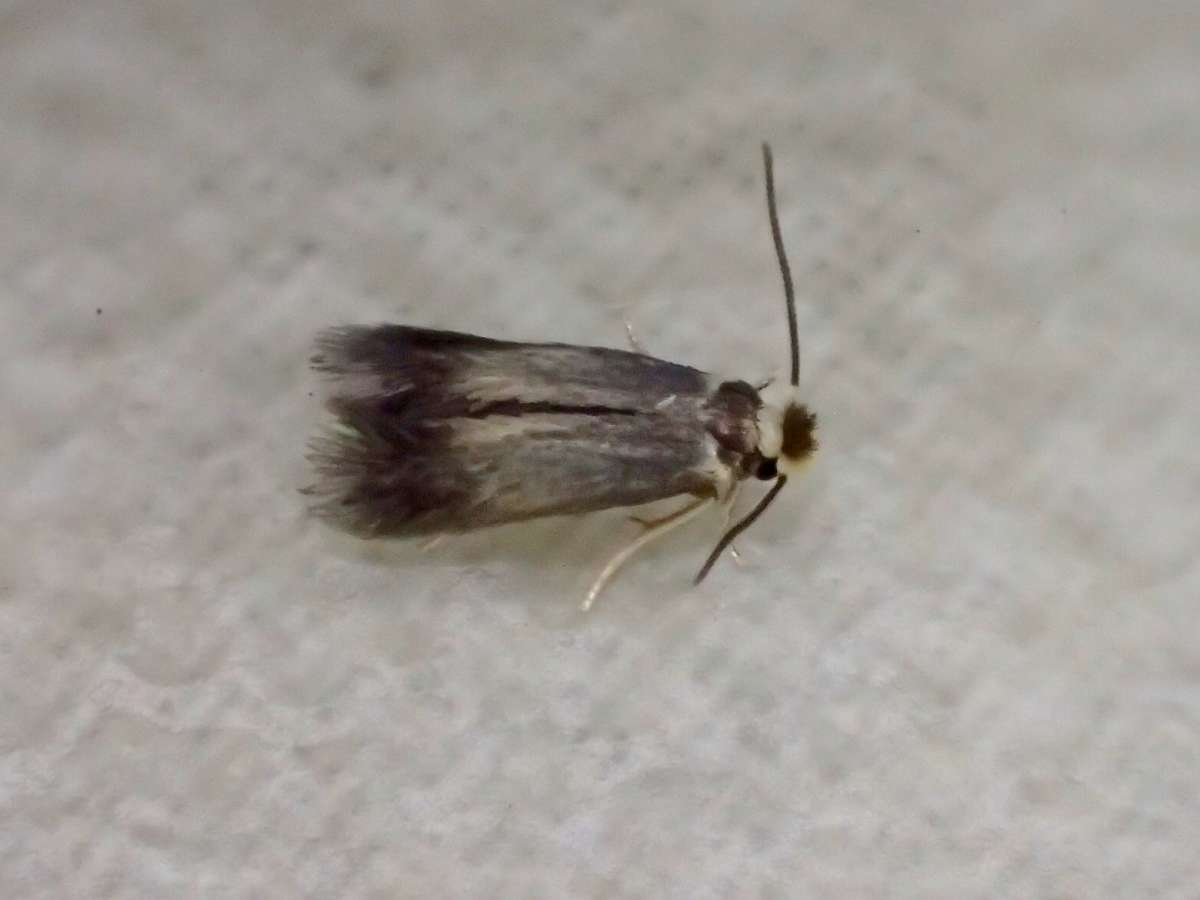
(305, 143, 818, 609)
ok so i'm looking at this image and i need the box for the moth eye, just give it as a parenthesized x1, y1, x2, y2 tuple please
(755, 458, 778, 481)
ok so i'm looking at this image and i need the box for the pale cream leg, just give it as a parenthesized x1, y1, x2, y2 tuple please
(583, 497, 714, 611)
(721, 483, 745, 567)
(629, 502, 692, 529)
(418, 534, 447, 552)
(623, 319, 646, 354)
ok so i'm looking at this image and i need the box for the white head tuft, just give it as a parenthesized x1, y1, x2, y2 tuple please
(756, 381, 817, 476)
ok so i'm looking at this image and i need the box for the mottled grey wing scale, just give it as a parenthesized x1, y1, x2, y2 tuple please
(305, 326, 730, 536)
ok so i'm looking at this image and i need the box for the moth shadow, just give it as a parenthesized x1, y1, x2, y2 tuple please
(328, 498, 712, 607)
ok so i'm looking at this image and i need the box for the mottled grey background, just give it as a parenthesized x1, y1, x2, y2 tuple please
(3, 2, 1198, 897)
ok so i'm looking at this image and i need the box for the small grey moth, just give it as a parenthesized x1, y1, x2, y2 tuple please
(304, 143, 818, 609)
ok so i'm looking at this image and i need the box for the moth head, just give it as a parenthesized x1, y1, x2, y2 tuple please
(755, 381, 818, 479)
(694, 142, 817, 588)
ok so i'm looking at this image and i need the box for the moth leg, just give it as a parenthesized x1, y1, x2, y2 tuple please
(583, 497, 714, 612)
(418, 534, 447, 552)
(633, 485, 739, 538)
(721, 483, 746, 567)
(629, 498, 694, 530)
(623, 319, 646, 355)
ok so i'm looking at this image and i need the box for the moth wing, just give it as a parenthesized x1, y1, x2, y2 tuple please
(305, 326, 729, 536)
(311, 325, 710, 414)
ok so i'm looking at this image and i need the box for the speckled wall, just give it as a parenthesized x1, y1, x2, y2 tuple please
(3, 2, 1197, 896)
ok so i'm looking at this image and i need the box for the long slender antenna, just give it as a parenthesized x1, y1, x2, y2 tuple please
(694, 476, 789, 585)
(762, 142, 800, 387)
(692, 146, 799, 585)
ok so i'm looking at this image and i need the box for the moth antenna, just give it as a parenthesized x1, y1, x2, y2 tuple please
(762, 142, 800, 387)
(694, 476, 789, 584)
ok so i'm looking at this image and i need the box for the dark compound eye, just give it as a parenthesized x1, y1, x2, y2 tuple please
(755, 458, 778, 481)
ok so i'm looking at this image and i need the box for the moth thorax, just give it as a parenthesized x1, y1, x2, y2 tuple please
(756, 383, 819, 476)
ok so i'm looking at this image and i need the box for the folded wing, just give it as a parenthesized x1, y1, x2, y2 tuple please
(304, 325, 721, 535)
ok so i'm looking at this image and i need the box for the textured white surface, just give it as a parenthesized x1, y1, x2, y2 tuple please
(3, 2, 1198, 897)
